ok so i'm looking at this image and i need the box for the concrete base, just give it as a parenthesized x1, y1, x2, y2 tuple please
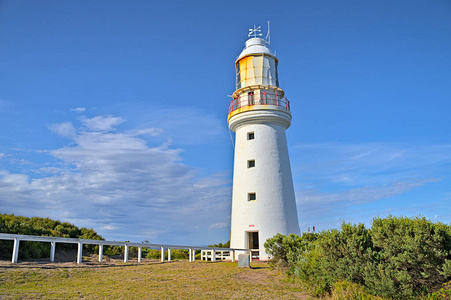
(238, 254, 250, 268)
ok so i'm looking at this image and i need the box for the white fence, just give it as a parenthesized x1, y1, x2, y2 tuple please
(0, 233, 253, 264)
(201, 249, 265, 262)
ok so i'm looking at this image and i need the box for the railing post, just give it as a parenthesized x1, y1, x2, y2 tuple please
(276, 93, 279, 106)
(138, 246, 142, 263)
(124, 244, 129, 263)
(160, 246, 165, 262)
(168, 248, 171, 262)
(12, 238, 20, 264)
(264, 92, 267, 105)
(231, 250, 235, 262)
(212, 249, 216, 262)
(50, 242, 56, 262)
(77, 242, 83, 264)
(99, 244, 103, 262)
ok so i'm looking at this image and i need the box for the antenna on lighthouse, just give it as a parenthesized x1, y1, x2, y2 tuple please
(248, 25, 262, 38)
(265, 21, 271, 45)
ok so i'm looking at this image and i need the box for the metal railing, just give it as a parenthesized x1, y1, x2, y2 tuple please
(0, 233, 254, 264)
(228, 92, 290, 114)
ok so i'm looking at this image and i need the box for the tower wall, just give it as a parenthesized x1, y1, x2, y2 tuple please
(229, 111, 300, 259)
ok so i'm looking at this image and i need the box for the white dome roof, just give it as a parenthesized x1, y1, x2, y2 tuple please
(237, 38, 276, 60)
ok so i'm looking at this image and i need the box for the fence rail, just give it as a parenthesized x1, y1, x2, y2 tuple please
(0, 233, 255, 264)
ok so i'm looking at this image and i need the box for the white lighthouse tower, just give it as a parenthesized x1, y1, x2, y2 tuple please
(228, 26, 300, 260)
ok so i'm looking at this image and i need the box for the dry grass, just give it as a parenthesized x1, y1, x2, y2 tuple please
(0, 258, 311, 299)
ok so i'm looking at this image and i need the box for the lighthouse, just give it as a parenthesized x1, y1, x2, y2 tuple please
(228, 26, 300, 260)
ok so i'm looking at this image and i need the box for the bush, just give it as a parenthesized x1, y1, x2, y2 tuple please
(364, 216, 451, 299)
(331, 281, 385, 300)
(145, 249, 189, 260)
(0, 213, 104, 259)
(428, 281, 451, 299)
(265, 216, 451, 299)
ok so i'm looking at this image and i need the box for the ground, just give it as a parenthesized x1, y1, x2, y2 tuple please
(0, 256, 311, 299)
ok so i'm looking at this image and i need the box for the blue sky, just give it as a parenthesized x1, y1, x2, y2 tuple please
(0, 0, 450, 245)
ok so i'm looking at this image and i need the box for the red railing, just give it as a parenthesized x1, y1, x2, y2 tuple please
(228, 92, 290, 114)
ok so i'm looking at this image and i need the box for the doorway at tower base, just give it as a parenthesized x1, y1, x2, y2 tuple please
(248, 231, 259, 260)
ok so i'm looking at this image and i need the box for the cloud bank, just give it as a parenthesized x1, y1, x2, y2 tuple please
(0, 114, 231, 244)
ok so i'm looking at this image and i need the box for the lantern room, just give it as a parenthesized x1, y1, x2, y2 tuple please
(235, 37, 279, 90)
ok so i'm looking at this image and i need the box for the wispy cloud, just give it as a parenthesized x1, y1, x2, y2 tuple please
(292, 142, 451, 230)
(292, 142, 451, 185)
(136, 107, 227, 145)
(49, 122, 77, 139)
(297, 178, 440, 206)
(71, 107, 86, 113)
(80, 115, 124, 132)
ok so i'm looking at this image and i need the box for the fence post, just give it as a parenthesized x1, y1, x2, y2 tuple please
(12, 238, 20, 264)
(189, 248, 192, 262)
(231, 250, 235, 262)
(212, 249, 216, 262)
(192, 249, 196, 261)
(50, 242, 56, 262)
(168, 248, 171, 262)
(77, 242, 83, 264)
(249, 250, 252, 264)
(160, 246, 165, 262)
(138, 246, 142, 263)
(124, 244, 129, 263)
(99, 244, 103, 262)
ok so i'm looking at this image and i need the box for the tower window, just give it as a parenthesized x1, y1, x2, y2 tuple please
(248, 193, 256, 201)
(247, 160, 255, 168)
(247, 132, 254, 140)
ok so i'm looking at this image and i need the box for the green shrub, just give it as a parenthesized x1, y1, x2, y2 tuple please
(208, 241, 230, 248)
(0, 213, 104, 259)
(145, 249, 189, 260)
(265, 216, 451, 299)
(364, 216, 451, 299)
(428, 281, 451, 299)
(331, 280, 386, 300)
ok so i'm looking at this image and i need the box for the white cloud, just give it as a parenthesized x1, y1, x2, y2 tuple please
(137, 107, 227, 145)
(49, 122, 77, 138)
(209, 222, 228, 229)
(292, 143, 451, 186)
(297, 178, 440, 206)
(292, 142, 451, 231)
(71, 107, 86, 113)
(80, 115, 124, 132)
(0, 114, 231, 244)
(134, 128, 164, 137)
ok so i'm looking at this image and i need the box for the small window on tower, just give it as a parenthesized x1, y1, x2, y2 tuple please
(247, 132, 254, 140)
(248, 160, 255, 168)
(248, 193, 256, 201)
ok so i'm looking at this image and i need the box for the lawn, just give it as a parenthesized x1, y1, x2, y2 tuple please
(0, 259, 310, 299)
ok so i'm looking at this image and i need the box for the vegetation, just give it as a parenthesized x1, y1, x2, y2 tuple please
(0, 261, 307, 299)
(209, 240, 230, 248)
(265, 215, 451, 299)
(0, 213, 104, 260)
(145, 248, 190, 260)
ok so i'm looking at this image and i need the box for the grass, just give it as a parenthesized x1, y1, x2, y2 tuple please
(0, 259, 310, 299)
